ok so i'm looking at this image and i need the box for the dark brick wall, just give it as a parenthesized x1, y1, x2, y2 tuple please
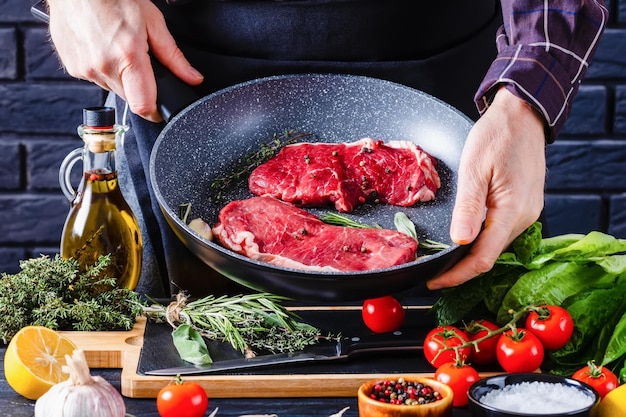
(0, 0, 624, 274)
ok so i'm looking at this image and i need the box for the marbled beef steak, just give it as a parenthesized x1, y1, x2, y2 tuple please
(248, 138, 440, 212)
(212, 196, 419, 272)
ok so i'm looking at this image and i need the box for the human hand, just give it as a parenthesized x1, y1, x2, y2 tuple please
(427, 87, 546, 289)
(47, 0, 204, 122)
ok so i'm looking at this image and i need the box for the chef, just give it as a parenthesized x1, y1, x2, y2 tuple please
(43, 0, 607, 298)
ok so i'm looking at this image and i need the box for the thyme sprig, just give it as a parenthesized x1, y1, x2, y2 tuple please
(0, 254, 145, 343)
(210, 129, 314, 202)
(143, 292, 335, 356)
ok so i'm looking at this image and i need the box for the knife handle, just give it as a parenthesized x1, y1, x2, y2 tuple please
(339, 329, 423, 357)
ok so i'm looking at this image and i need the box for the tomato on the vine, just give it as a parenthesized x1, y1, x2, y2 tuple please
(435, 360, 480, 407)
(362, 296, 405, 333)
(496, 328, 544, 373)
(572, 361, 619, 398)
(525, 305, 574, 350)
(464, 319, 500, 365)
(157, 375, 208, 417)
(423, 325, 471, 368)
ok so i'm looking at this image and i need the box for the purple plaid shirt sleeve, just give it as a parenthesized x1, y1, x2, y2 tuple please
(476, 0, 608, 142)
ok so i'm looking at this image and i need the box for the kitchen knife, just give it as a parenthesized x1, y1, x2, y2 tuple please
(145, 329, 424, 376)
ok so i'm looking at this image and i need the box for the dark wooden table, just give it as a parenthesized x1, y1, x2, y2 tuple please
(0, 297, 475, 416)
(0, 347, 473, 417)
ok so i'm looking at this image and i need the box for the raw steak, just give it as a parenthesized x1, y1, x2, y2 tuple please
(248, 138, 440, 212)
(212, 196, 418, 272)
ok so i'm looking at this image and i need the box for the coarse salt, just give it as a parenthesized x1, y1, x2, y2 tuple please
(479, 381, 594, 414)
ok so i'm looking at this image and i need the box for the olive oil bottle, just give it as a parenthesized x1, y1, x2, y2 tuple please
(59, 107, 142, 290)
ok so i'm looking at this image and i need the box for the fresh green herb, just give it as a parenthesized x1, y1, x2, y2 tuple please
(172, 324, 213, 366)
(431, 221, 626, 377)
(143, 292, 335, 357)
(321, 211, 449, 253)
(394, 212, 417, 239)
(319, 212, 380, 229)
(210, 130, 314, 202)
(0, 254, 145, 343)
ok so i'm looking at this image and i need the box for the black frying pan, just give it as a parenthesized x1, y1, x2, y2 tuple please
(149, 74, 473, 301)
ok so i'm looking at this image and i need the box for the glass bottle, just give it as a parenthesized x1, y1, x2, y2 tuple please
(59, 107, 142, 290)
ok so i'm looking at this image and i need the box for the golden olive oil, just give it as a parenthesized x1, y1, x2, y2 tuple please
(59, 107, 142, 290)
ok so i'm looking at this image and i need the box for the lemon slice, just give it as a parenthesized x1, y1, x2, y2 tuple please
(4, 326, 77, 400)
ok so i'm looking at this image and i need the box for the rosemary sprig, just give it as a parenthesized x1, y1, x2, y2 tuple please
(321, 211, 449, 252)
(142, 292, 334, 356)
(420, 239, 450, 251)
(210, 130, 314, 202)
(319, 212, 381, 229)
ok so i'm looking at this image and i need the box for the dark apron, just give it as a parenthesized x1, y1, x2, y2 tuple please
(121, 0, 502, 298)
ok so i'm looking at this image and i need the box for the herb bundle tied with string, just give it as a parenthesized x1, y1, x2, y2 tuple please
(143, 292, 334, 364)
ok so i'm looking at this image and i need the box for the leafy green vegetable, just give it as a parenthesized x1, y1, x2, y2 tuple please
(601, 303, 626, 366)
(496, 261, 617, 323)
(549, 284, 626, 368)
(430, 222, 626, 376)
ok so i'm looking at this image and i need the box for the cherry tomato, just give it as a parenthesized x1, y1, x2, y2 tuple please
(464, 319, 500, 365)
(423, 325, 471, 368)
(525, 305, 574, 350)
(435, 361, 480, 407)
(362, 296, 405, 333)
(157, 375, 208, 417)
(572, 361, 619, 398)
(496, 328, 544, 373)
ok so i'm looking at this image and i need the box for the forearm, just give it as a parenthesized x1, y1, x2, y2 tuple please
(476, 0, 608, 142)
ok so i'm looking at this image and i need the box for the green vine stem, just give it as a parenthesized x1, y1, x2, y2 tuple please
(431, 305, 539, 365)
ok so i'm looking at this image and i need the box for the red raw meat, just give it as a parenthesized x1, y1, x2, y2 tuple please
(212, 196, 418, 272)
(248, 138, 440, 212)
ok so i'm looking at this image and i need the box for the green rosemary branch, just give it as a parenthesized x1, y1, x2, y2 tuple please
(321, 211, 449, 252)
(319, 212, 381, 229)
(143, 292, 334, 356)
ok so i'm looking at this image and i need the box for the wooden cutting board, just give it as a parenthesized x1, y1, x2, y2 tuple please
(59, 306, 500, 399)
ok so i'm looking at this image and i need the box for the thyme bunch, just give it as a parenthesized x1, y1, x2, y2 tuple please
(0, 254, 145, 343)
(143, 292, 333, 356)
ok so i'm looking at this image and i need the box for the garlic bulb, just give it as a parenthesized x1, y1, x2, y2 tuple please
(34, 349, 125, 417)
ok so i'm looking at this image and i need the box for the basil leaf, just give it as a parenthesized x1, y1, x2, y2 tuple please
(171, 324, 213, 366)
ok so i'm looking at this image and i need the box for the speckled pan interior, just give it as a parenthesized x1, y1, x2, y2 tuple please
(149, 74, 473, 301)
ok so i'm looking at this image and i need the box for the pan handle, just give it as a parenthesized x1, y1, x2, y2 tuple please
(151, 57, 200, 122)
(30, 0, 199, 123)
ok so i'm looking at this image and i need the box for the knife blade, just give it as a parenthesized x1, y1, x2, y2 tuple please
(145, 328, 424, 375)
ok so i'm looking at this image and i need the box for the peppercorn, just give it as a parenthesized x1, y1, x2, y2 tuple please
(368, 378, 443, 406)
